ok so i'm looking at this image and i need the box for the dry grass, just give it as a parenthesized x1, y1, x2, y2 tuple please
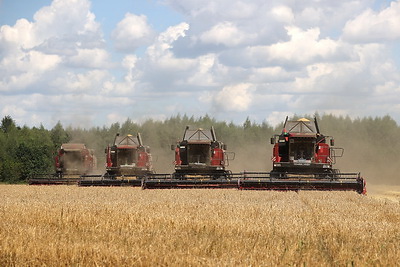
(1, 185, 399, 266)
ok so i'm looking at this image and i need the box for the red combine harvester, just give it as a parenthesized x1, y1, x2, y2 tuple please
(142, 126, 237, 189)
(28, 143, 97, 185)
(238, 117, 366, 194)
(79, 133, 153, 186)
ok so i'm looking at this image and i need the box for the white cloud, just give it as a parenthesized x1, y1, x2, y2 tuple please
(200, 21, 255, 47)
(267, 111, 295, 127)
(248, 66, 293, 83)
(1, 104, 27, 118)
(50, 70, 111, 93)
(186, 54, 218, 86)
(220, 25, 346, 69)
(374, 81, 400, 95)
(0, 19, 37, 51)
(204, 83, 255, 112)
(33, 0, 100, 39)
(147, 22, 190, 59)
(68, 48, 111, 68)
(266, 26, 339, 64)
(0, 50, 62, 92)
(166, 0, 257, 20)
(0, 0, 105, 96)
(0, 0, 103, 54)
(343, 1, 400, 42)
(1, 50, 61, 74)
(106, 112, 128, 126)
(112, 13, 155, 52)
(140, 22, 199, 89)
(270, 5, 294, 24)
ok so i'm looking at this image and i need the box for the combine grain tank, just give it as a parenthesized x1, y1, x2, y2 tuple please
(28, 143, 97, 185)
(79, 133, 153, 186)
(142, 126, 237, 189)
(238, 117, 366, 194)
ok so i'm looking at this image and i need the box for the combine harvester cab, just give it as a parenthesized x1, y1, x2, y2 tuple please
(29, 143, 97, 185)
(79, 133, 153, 186)
(238, 117, 366, 194)
(143, 126, 238, 189)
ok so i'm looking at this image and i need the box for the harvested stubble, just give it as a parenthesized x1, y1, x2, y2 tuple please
(0, 185, 399, 266)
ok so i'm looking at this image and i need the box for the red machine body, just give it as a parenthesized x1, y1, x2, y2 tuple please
(173, 126, 232, 178)
(105, 133, 153, 176)
(55, 143, 96, 175)
(142, 126, 237, 189)
(270, 117, 342, 176)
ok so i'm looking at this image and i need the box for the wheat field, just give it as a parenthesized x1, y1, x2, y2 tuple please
(0, 185, 399, 266)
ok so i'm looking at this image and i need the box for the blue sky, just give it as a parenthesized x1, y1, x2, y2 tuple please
(1, 0, 400, 128)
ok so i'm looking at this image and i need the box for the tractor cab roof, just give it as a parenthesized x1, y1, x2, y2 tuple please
(182, 127, 218, 144)
(283, 118, 318, 136)
(61, 143, 86, 151)
(114, 134, 140, 148)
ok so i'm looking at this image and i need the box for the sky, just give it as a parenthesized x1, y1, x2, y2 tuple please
(1, 0, 400, 128)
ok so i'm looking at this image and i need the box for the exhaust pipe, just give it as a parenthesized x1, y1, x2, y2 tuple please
(211, 126, 216, 141)
(137, 132, 143, 146)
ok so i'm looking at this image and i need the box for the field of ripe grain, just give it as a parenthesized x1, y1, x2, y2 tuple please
(1, 185, 399, 266)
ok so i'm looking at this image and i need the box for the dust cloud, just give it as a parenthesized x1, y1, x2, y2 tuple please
(228, 143, 271, 173)
(67, 134, 107, 175)
(335, 137, 400, 191)
(151, 146, 175, 174)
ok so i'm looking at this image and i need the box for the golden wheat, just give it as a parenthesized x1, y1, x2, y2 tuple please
(0, 185, 399, 266)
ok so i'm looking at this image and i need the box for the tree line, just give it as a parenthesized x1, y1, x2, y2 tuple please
(1, 114, 399, 184)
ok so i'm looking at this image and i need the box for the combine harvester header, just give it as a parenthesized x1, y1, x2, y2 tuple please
(238, 117, 366, 194)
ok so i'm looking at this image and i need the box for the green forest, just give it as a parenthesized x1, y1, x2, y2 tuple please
(0, 114, 399, 185)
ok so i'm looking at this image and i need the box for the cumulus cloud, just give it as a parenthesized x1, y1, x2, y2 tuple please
(139, 22, 198, 90)
(111, 13, 155, 52)
(50, 70, 111, 93)
(0, 0, 111, 126)
(1, 0, 102, 52)
(0, 50, 62, 92)
(343, 1, 400, 43)
(270, 5, 294, 24)
(33, 0, 100, 39)
(200, 21, 256, 47)
(202, 83, 255, 112)
(0, 0, 104, 94)
(67, 48, 111, 69)
(147, 22, 190, 59)
(268, 27, 338, 63)
(0, 19, 37, 52)
(219, 25, 344, 69)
